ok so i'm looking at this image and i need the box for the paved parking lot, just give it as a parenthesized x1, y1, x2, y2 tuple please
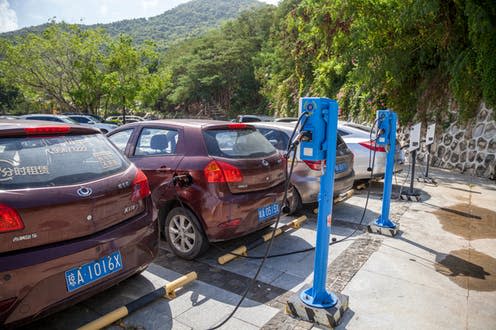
(26, 167, 496, 329)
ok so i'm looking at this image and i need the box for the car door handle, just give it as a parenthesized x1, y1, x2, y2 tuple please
(157, 166, 171, 172)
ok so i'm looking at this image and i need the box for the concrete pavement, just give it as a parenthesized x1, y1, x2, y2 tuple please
(26, 166, 496, 329)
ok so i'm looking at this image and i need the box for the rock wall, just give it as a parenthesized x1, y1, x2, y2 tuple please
(399, 104, 496, 180)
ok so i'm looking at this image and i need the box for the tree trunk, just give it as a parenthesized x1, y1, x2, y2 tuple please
(122, 96, 126, 125)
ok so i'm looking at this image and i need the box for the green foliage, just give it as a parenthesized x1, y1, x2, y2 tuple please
(1, 0, 494, 122)
(2, 0, 263, 51)
(0, 25, 110, 114)
(159, 6, 275, 117)
(0, 25, 158, 115)
(258, 0, 496, 122)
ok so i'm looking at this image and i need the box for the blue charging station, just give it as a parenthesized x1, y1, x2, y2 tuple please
(287, 97, 349, 328)
(298, 97, 339, 308)
(286, 97, 348, 328)
(367, 109, 400, 236)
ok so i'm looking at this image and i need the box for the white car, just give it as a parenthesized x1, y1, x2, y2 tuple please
(338, 121, 405, 181)
(67, 114, 118, 133)
(105, 115, 145, 124)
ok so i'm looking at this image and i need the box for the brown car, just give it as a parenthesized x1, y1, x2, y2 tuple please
(0, 120, 158, 327)
(108, 120, 287, 259)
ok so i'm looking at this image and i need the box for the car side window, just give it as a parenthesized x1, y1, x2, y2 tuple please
(108, 129, 133, 152)
(135, 128, 178, 156)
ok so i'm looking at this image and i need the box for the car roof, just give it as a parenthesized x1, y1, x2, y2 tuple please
(249, 121, 295, 131)
(0, 119, 99, 136)
(67, 114, 90, 117)
(21, 114, 70, 118)
(118, 119, 253, 129)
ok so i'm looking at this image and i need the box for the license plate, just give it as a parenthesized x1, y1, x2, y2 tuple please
(258, 203, 280, 222)
(335, 163, 348, 173)
(65, 251, 123, 292)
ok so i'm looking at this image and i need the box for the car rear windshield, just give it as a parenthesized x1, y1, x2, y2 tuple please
(203, 128, 276, 159)
(0, 134, 129, 189)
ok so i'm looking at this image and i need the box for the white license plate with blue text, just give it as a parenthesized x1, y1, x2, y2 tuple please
(65, 251, 123, 292)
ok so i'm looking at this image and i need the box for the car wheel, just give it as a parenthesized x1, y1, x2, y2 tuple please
(165, 207, 208, 260)
(287, 185, 302, 214)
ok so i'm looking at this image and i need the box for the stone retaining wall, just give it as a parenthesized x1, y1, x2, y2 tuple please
(398, 104, 495, 180)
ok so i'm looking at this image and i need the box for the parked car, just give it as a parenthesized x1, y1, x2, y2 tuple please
(235, 114, 274, 123)
(108, 120, 287, 259)
(67, 114, 118, 133)
(20, 114, 79, 124)
(106, 115, 145, 124)
(0, 119, 158, 327)
(338, 121, 405, 182)
(63, 112, 106, 124)
(251, 122, 355, 212)
(274, 117, 298, 123)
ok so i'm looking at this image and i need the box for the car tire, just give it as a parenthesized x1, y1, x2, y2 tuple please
(287, 185, 302, 214)
(165, 207, 209, 260)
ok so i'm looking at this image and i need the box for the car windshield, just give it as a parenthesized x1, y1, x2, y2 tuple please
(0, 134, 129, 189)
(203, 128, 276, 158)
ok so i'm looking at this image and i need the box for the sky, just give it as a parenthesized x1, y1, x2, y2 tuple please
(0, 0, 280, 33)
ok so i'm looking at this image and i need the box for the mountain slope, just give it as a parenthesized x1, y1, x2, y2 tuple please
(1, 0, 265, 47)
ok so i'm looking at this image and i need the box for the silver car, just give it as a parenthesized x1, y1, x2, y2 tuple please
(338, 121, 405, 182)
(252, 122, 355, 212)
(67, 114, 118, 133)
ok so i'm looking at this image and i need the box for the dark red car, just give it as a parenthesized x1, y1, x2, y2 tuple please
(108, 120, 287, 259)
(0, 120, 158, 327)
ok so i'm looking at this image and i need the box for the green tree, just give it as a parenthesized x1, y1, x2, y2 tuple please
(161, 6, 274, 118)
(0, 25, 109, 114)
(257, 0, 496, 122)
(103, 34, 151, 121)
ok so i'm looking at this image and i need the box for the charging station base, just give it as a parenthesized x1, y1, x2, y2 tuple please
(400, 190, 421, 202)
(417, 176, 437, 184)
(367, 222, 399, 237)
(286, 286, 349, 328)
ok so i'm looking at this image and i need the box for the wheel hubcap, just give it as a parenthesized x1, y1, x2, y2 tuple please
(169, 214, 196, 253)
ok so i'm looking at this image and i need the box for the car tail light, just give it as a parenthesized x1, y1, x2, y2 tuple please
(303, 160, 323, 171)
(228, 123, 247, 129)
(218, 218, 241, 228)
(359, 141, 386, 152)
(204, 160, 243, 183)
(0, 204, 24, 233)
(131, 169, 151, 202)
(24, 126, 71, 135)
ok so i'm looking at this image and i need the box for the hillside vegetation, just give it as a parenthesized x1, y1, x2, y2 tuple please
(1, 0, 495, 124)
(1, 0, 263, 49)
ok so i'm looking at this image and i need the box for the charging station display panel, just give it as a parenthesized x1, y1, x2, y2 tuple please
(426, 123, 436, 145)
(409, 123, 421, 151)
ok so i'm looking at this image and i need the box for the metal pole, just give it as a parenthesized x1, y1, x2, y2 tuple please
(425, 144, 431, 178)
(300, 99, 338, 308)
(409, 149, 417, 194)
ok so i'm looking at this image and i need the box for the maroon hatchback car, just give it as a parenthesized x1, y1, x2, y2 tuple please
(0, 120, 158, 327)
(108, 120, 287, 259)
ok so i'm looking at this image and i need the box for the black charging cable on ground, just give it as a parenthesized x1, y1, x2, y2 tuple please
(206, 113, 309, 329)
(169, 117, 378, 328)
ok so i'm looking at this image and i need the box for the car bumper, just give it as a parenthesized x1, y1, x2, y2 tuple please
(293, 169, 355, 204)
(1, 199, 158, 327)
(199, 182, 286, 242)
